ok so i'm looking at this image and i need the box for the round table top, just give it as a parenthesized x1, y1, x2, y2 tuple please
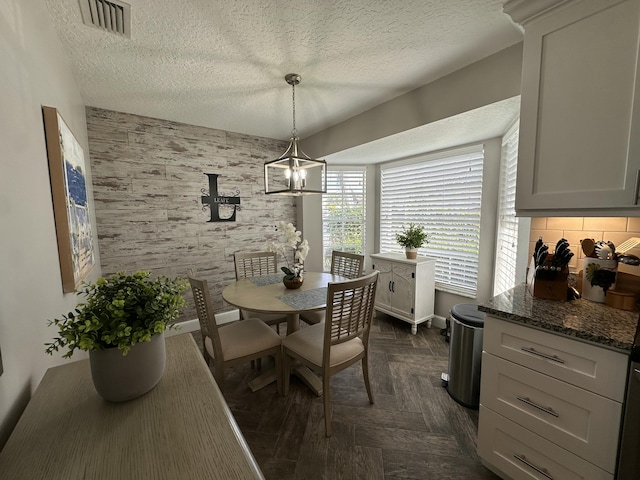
(222, 271, 346, 314)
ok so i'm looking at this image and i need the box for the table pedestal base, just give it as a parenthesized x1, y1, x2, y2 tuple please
(247, 363, 323, 396)
(248, 368, 277, 392)
(292, 365, 323, 396)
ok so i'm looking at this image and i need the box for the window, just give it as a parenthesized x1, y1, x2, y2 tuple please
(322, 168, 366, 271)
(380, 145, 484, 297)
(494, 121, 528, 295)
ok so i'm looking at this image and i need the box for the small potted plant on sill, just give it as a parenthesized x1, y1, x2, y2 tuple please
(396, 223, 430, 259)
(45, 270, 188, 402)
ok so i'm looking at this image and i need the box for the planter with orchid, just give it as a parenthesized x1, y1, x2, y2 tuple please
(267, 221, 309, 288)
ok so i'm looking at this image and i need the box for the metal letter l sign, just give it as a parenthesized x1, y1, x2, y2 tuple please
(201, 173, 240, 222)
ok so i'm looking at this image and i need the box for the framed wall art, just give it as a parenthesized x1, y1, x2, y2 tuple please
(43, 106, 95, 293)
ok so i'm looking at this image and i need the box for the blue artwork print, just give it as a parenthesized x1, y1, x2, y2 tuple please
(58, 112, 95, 286)
(65, 161, 87, 206)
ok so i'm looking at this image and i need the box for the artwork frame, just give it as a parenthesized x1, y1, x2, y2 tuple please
(43, 106, 95, 293)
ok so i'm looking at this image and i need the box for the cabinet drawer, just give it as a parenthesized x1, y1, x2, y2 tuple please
(478, 406, 612, 480)
(484, 317, 627, 401)
(480, 353, 621, 473)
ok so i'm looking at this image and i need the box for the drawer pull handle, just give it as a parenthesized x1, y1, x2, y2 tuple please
(521, 347, 565, 364)
(516, 396, 559, 417)
(514, 454, 554, 479)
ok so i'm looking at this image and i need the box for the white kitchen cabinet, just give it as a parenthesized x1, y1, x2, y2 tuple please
(478, 407, 612, 480)
(505, 0, 640, 214)
(370, 253, 436, 334)
(478, 316, 627, 479)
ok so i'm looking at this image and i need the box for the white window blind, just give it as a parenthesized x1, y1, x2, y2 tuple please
(494, 122, 521, 296)
(322, 168, 366, 271)
(380, 146, 484, 297)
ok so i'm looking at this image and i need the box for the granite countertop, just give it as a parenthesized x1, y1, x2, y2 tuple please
(479, 283, 639, 353)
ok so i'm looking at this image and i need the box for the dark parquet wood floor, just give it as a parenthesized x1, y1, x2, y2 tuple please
(192, 313, 500, 480)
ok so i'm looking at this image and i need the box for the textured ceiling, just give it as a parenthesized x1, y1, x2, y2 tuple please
(44, 0, 522, 158)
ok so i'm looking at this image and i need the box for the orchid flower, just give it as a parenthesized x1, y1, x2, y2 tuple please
(268, 222, 308, 279)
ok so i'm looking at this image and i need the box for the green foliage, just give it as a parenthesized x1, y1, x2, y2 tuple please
(45, 271, 188, 357)
(281, 266, 298, 281)
(395, 223, 431, 249)
(323, 203, 365, 269)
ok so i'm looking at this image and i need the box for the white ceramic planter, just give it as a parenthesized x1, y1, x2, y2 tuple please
(582, 258, 617, 303)
(89, 332, 166, 402)
(405, 248, 418, 259)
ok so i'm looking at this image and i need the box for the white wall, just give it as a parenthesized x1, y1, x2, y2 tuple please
(0, 0, 101, 448)
(302, 42, 522, 158)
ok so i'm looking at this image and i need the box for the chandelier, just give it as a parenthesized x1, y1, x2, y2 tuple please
(264, 74, 327, 195)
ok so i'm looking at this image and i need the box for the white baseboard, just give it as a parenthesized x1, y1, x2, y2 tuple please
(167, 309, 240, 337)
(168, 310, 446, 336)
(431, 315, 447, 329)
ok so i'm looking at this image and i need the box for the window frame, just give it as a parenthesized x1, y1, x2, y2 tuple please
(379, 145, 484, 297)
(321, 166, 367, 271)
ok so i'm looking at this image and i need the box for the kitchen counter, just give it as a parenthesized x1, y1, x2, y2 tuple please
(479, 283, 638, 353)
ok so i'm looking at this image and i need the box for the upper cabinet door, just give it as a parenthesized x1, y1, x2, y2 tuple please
(513, 0, 640, 214)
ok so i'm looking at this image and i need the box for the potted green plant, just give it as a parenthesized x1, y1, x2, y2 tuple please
(45, 270, 188, 402)
(395, 223, 430, 259)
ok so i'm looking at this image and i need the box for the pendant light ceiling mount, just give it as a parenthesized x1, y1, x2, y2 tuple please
(284, 73, 301, 86)
(264, 73, 327, 196)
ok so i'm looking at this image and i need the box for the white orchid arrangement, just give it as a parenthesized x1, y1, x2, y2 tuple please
(267, 221, 310, 280)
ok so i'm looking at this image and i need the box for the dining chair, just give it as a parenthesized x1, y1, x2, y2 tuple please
(188, 273, 282, 393)
(300, 251, 365, 325)
(282, 270, 379, 437)
(233, 251, 288, 334)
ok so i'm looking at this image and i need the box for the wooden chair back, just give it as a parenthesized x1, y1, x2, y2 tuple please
(331, 251, 365, 279)
(233, 251, 286, 333)
(323, 270, 379, 360)
(234, 251, 278, 280)
(188, 274, 223, 365)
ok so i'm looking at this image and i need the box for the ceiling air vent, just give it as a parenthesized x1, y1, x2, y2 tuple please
(79, 0, 131, 38)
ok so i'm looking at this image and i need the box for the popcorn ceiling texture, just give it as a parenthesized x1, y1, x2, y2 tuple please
(44, 0, 522, 140)
(86, 107, 296, 322)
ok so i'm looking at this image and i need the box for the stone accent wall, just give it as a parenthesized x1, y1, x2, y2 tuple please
(86, 107, 296, 321)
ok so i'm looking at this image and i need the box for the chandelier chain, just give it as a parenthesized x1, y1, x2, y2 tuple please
(291, 81, 297, 137)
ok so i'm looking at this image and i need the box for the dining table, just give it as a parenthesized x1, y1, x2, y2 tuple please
(221, 271, 347, 395)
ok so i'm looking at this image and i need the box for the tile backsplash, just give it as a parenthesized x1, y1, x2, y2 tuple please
(529, 217, 640, 275)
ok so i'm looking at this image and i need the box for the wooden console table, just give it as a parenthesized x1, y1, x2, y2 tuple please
(0, 334, 264, 479)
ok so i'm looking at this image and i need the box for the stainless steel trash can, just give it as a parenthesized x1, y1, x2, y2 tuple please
(446, 303, 485, 408)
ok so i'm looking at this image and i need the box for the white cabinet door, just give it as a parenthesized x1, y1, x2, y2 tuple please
(515, 0, 640, 213)
(374, 259, 393, 310)
(389, 262, 415, 319)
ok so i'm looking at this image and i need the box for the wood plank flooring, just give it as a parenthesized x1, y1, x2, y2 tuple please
(192, 313, 500, 480)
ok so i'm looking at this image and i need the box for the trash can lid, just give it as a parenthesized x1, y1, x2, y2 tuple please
(450, 303, 485, 328)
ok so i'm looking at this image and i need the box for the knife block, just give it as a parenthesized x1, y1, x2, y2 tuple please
(527, 255, 569, 301)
